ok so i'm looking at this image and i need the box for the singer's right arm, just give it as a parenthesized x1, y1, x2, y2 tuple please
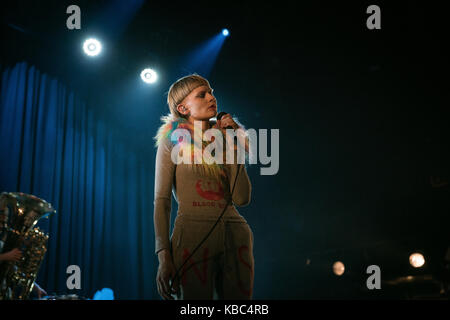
(153, 136, 175, 257)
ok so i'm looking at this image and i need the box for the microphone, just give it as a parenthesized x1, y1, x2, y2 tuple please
(216, 111, 234, 129)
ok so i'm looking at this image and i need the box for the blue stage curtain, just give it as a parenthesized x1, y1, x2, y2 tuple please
(0, 62, 157, 299)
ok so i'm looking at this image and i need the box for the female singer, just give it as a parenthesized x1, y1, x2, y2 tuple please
(153, 74, 254, 300)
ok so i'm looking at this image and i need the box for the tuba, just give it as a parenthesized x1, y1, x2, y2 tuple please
(0, 192, 56, 300)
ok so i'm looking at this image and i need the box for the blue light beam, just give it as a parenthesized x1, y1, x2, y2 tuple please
(181, 31, 228, 77)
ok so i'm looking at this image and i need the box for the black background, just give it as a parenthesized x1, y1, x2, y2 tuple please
(1, 0, 449, 299)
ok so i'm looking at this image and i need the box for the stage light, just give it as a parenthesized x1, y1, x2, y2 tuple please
(140, 68, 158, 84)
(83, 38, 102, 56)
(222, 28, 229, 37)
(332, 261, 345, 276)
(409, 253, 425, 268)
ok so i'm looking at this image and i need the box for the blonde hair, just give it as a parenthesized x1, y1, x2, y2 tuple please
(166, 73, 212, 119)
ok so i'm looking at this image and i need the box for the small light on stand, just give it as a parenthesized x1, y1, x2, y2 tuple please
(409, 253, 425, 268)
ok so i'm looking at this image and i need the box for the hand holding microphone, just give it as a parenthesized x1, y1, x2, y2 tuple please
(215, 111, 248, 155)
(216, 111, 240, 130)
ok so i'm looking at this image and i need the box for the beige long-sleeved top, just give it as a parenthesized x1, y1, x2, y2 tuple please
(153, 133, 252, 255)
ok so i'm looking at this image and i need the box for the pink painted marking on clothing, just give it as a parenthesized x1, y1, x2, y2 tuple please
(181, 247, 210, 287)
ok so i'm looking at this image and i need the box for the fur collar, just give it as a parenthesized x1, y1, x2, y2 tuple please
(154, 114, 226, 182)
(154, 114, 217, 148)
